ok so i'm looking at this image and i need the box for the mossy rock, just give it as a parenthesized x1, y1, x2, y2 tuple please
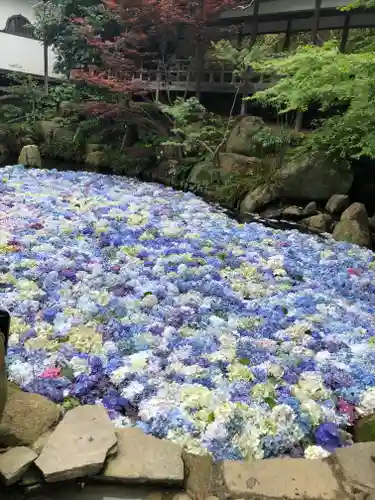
(354, 414, 375, 442)
(18, 145, 42, 168)
(226, 116, 274, 158)
(187, 162, 220, 187)
(332, 219, 371, 248)
(85, 151, 107, 168)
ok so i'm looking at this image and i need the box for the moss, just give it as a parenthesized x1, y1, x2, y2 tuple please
(355, 414, 375, 442)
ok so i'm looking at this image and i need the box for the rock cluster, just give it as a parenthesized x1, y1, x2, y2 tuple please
(2, 386, 375, 500)
(253, 196, 373, 248)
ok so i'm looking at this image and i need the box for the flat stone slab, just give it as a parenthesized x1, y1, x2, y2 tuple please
(222, 458, 347, 500)
(102, 428, 184, 484)
(35, 405, 117, 483)
(334, 442, 375, 494)
(0, 446, 37, 485)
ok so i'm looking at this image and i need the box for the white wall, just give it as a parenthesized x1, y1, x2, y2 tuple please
(0, 0, 60, 78)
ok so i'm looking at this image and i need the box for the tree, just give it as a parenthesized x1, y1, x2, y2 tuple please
(34, 0, 242, 146)
(68, 0, 242, 91)
(248, 38, 375, 159)
(33, 0, 111, 78)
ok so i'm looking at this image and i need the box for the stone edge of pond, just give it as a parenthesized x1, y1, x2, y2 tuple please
(1, 400, 375, 500)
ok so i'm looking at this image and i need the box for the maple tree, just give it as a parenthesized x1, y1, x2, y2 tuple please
(68, 0, 242, 92)
(60, 0, 242, 143)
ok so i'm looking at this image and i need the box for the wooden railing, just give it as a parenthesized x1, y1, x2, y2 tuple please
(84, 59, 272, 94)
(134, 59, 271, 94)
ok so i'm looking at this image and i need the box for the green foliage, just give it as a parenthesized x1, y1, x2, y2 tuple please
(104, 146, 155, 175)
(212, 39, 280, 81)
(159, 97, 233, 163)
(249, 41, 375, 159)
(33, 0, 114, 76)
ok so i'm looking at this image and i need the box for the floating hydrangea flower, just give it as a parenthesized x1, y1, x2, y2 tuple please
(2, 164, 375, 460)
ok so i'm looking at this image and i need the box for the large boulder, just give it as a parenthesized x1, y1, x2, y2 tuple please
(18, 145, 41, 168)
(239, 153, 353, 215)
(0, 386, 60, 446)
(333, 220, 371, 247)
(219, 152, 264, 175)
(187, 162, 220, 187)
(278, 154, 353, 200)
(333, 202, 371, 248)
(226, 116, 271, 157)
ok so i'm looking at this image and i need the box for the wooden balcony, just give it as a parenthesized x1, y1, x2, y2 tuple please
(131, 59, 271, 94)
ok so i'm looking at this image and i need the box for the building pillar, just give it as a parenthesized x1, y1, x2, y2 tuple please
(311, 0, 322, 45)
(242, 0, 260, 115)
(340, 14, 351, 53)
(283, 19, 292, 51)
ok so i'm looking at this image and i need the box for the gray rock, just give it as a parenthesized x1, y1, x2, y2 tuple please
(278, 154, 353, 201)
(0, 446, 37, 486)
(303, 201, 317, 216)
(259, 205, 283, 219)
(18, 145, 41, 168)
(341, 202, 368, 225)
(31, 430, 53, 455)
(302, 213, 333, 232)
(325, 194, 350, 214)
(222, 458, 346, 500)
(333, 220, 371, 248)
(334, 442, 375, 494)
(282, 206, 302, 218)
(35, 404, 117, 483)
(187, 162, 220, 187)
(183, 452, 213, 498)
(219, 153, 263, 175)
(333, 203, 371, 247)
(226, 116, 269, 157)
(102, 428, 184, 484)
(240, 184, 279, 215)
(85, 151, 106, 168)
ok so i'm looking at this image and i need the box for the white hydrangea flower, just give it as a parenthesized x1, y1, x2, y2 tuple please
(304, 445, 331, 459)
(301, 399, 323, 426)
(7, 361, 34, 385)
(121, 381, 145, 400)
(358, 388, 375, 416)
(70, 356, 91, 377)
(293, 372, 330, 402)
